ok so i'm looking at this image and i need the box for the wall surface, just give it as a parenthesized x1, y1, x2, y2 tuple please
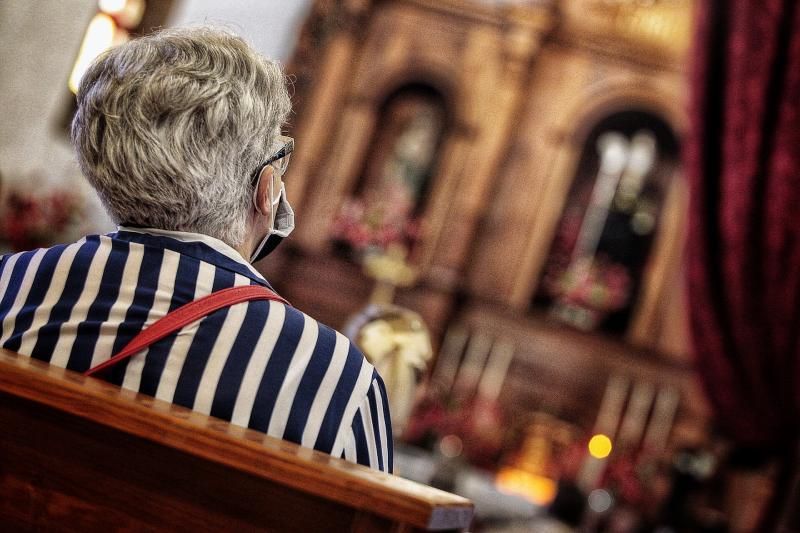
(169, 0, 313, 62)
(0, 0, 95, 183)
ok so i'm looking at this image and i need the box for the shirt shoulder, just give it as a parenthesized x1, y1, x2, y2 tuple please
(215, 297, 377, 414)
(271, 302, 375, 383)
(0, 239, 88, 289)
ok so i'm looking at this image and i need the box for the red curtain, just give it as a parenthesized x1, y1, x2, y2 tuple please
(686, 0, 800, 523)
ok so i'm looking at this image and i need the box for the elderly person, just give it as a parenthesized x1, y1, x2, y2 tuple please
(0, 27, 392, 472)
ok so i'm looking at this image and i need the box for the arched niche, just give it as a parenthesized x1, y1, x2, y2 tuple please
(331, 84, 450, 260)
(531, 109, 681, 335)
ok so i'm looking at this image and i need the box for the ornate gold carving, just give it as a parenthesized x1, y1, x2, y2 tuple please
(501, 4, 556, 70)
(559, 0, 693, 65)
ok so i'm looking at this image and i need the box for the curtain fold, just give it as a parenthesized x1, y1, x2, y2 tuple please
(686, 0, 800, 453)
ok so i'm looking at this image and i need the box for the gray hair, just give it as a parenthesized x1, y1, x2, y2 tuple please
(71, 26, 291, 247)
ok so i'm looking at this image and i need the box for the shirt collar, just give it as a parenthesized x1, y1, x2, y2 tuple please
(116, 226, 271, 287)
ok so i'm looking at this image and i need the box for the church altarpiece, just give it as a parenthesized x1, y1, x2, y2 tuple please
(260, 0, 704, 492)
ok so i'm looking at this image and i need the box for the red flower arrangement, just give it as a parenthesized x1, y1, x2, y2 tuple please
(0, 186, 83, 252)
(332, 180, 423, 255)
(402, 381, 508, 468)
(551, 258, 632, 312)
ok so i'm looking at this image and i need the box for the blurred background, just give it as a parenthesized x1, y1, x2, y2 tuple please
(1, 1, 798, 531)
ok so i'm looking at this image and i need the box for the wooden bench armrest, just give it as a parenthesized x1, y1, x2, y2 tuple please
(0, 349, 473, 531)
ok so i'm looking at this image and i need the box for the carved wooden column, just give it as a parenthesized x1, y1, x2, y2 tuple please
(426, 6, 554, 288)
(626, 174, 689, 355)
(286, 0, 372, 223)
(293, 99, 378, 251)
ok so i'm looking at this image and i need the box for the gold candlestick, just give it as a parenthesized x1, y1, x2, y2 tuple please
(362, 243, 417, 305)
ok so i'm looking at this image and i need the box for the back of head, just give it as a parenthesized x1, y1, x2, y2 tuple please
(71, 26, 291, 247)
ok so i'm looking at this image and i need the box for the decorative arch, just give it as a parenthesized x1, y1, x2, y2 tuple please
(558, 81, 688, 143)
(351, 59, 470, 132)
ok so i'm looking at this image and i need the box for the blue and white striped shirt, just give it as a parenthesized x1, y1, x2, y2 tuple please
(0, 227, 392, 472)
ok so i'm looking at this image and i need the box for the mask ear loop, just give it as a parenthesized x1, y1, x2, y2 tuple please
(252, 165, 265, 214)
(250, 168, 273, 263)
(267, 168, 274, 231)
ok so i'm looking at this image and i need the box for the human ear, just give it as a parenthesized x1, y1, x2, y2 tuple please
(255, 165, 275, 216)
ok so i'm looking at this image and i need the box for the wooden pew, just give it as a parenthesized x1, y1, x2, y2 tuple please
(0, 349, 473, 532)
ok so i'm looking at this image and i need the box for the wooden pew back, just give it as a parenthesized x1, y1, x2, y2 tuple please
(0, 349, 473, 532)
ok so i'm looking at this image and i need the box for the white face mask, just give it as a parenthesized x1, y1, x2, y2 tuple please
(250, 182, 295, 263)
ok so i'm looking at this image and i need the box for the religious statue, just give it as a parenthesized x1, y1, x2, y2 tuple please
(343, 244, 433, 436)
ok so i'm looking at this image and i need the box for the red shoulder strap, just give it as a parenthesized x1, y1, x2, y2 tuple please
(84, 285, 289, 378)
